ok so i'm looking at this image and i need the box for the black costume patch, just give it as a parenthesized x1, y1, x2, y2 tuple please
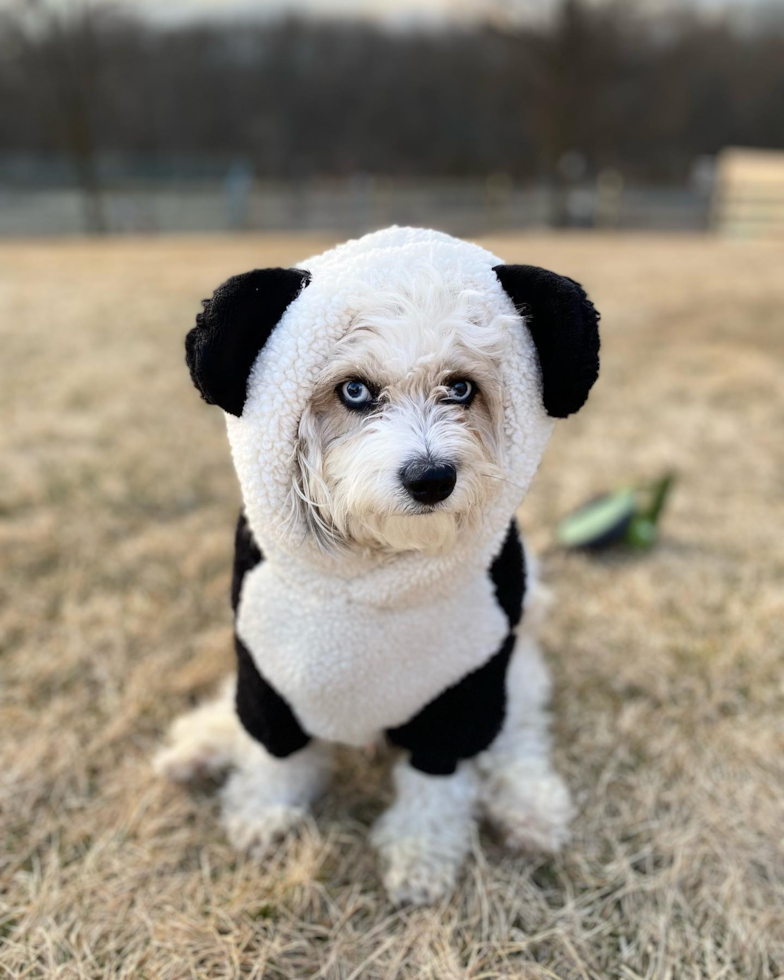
(386, 520, 526, 775)
(489, 519, 526, 628)
(493, 264, 600, 418)
(235, 636, 311, 758)
(231, 511, 311, 757)
(387, 635, 516, 776)
(231, 511, 263, 612)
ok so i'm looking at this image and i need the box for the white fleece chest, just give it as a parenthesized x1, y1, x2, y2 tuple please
(235, 560, 509, 746)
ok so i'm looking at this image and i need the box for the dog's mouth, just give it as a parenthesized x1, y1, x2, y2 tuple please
(408, 502, 454, 517)
(394, 494, 460, 518)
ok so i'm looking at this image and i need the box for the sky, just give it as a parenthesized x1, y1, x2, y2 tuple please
(1, 0, 495, 23)
(143, 0, 480, 23)
(0, 0, 773, 26)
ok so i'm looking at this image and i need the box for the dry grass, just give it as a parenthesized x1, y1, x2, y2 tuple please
(1, 232, 783, 979)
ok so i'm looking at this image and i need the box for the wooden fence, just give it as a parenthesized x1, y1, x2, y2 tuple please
(712, 147, 784, 239)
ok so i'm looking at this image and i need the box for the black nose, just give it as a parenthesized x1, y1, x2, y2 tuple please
(400, 461, 457, 505)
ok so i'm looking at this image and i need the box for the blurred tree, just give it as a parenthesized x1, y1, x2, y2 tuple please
(0, 0, 782, 190)
(0, 0, 117, 230)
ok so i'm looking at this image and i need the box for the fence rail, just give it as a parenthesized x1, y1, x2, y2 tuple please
(0, 178, 712, 237)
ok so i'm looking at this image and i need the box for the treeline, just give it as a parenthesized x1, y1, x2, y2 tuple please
(1, 0, 784, 184)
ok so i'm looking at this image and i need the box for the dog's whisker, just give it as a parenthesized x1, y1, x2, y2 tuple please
(484, 473, 529, 493)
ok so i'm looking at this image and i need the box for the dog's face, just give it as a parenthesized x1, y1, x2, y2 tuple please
(293, 289, 508, 554)
(185, 237, 600, 561)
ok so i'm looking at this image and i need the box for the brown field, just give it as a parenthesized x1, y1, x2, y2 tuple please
(1, 232, 783, 979)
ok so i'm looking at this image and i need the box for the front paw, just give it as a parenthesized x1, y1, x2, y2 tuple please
(153, 738, 234, 784)
(153, 679, 244, 783)
(222, 802, 306, 857)
(219, 757, 314, 858)
(371, 828, 461, 906)
(483, 771, 574, 855)
(370, 763, 478, 906)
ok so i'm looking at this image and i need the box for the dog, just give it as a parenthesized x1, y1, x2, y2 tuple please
(155, 226, 600, 905)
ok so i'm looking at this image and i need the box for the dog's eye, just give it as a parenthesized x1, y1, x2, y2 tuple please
(445, 379, 475, 404)
(339, 379, 373, 409)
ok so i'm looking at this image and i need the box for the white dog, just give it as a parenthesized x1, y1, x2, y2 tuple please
(155, 227, 600, 905)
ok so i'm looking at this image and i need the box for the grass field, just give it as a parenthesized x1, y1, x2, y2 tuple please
(1, 232, 783, 979)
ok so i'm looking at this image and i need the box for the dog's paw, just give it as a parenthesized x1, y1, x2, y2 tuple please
(371, 810, 467, 906)
(217, 743, 331, 857)
(154, 679, 244, 783)
(153, 737, 234, 783)
(373, 834, 460, 906)
(483, 772, 574, 855)
(371, 762, 477, 906)
(222, 803, 306, 857)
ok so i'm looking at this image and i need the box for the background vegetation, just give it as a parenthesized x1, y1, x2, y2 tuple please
(1, 0, 784, 184)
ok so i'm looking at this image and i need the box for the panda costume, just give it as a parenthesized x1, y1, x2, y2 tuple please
(171, 227, 599, 901)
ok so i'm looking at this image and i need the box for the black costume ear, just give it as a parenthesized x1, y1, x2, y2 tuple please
(185, 267, 311, 417)
(493, 264, 600, 418)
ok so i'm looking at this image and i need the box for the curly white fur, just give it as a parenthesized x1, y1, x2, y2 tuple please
(220, 741, 333, 856)
(371, 761, 480, 906)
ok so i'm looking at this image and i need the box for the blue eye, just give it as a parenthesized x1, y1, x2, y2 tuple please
(446, 380, 474, 403)
(340, 379, 373, 409)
